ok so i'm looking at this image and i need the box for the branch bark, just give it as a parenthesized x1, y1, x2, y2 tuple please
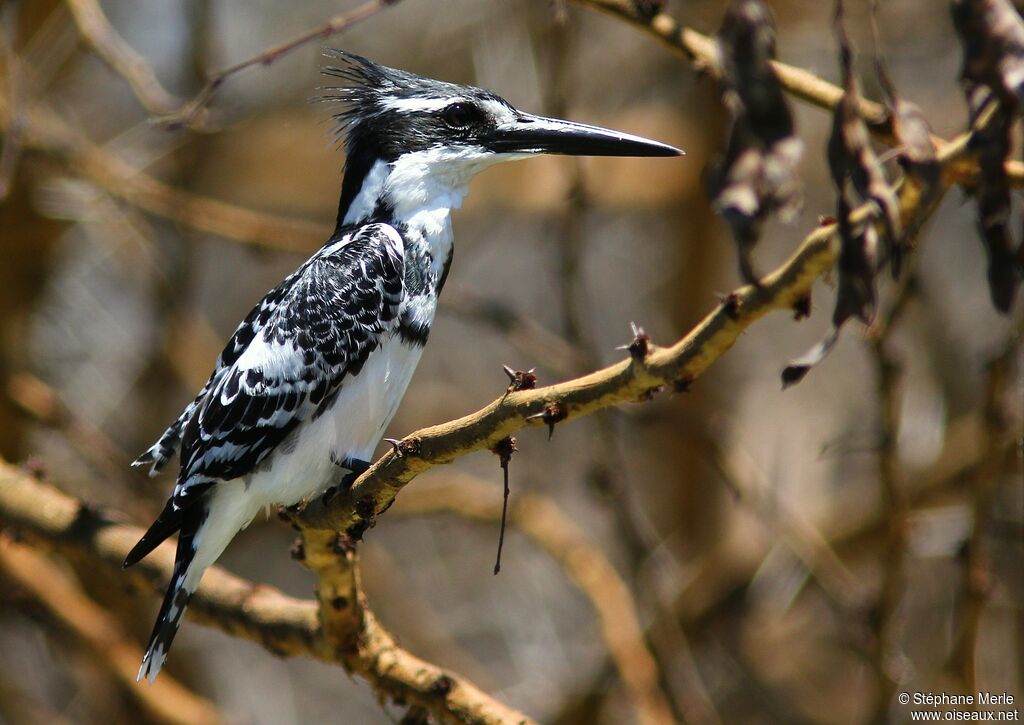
(0, 461, 325, 656)
(0, 463, 531, 725)
(301, 530, 535, 725)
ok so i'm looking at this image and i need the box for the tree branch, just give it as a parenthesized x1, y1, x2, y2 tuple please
(0, 462, 533, 725)
(157, 0, 403, 130)
(65, 0, 180, 115)
(298, 219, 838, 533)
(0, 461, 326, 656)
(294, 109, 984, 540)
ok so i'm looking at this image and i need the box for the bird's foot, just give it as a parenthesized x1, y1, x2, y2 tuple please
(334, 456, 371, 492)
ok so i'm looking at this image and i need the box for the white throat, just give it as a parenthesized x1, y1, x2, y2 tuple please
(342, 148, 509, 229)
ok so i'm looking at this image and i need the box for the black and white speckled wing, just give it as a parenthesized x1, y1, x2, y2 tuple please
(132, 272, 297, 476)
(167, 223, 405, 502)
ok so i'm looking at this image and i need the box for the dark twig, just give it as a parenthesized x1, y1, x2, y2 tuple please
(491, 436, 517, 574)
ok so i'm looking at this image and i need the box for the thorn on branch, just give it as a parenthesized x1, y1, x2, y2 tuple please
(277, 503, 303, 530)
(502, 365, 537, 394)
(638, 385, 664, 402)
(22, 457, 47, 480)
(346, 499, 377, 542)
(527, 402, 567, 440)
(429, 674, 455, 698)
(718, 291, 742, 319)
(289, 539, 305, 562)
(491, 436, 518, 575)
(385, 436, 422, 458)
(632, 0, 665, 21)
(793, 292, 812, 320)
(673, 375, 693, 394)
(616, 321, 651, 360)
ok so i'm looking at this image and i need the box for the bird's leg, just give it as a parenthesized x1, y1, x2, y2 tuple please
(335, 455, 371, 492)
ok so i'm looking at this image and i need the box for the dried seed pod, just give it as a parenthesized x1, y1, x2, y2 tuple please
(951, 0, 1024, 108)
(706, 0, 804, 284)
(781, 1, 897, 387)
(951, 0, 1024, 311)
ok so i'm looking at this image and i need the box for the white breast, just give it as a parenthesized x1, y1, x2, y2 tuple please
(242, 332, 427, 509)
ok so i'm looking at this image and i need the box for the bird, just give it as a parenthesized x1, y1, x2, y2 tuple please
(125, 51, 682, 683)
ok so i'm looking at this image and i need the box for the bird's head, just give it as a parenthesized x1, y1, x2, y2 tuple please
(321, 52, 683, 227)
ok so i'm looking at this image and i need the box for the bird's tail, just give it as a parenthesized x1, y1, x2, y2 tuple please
(137, 502, 208, 683)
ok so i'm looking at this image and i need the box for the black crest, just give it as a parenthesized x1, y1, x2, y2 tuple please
(318, 50, 509, 230)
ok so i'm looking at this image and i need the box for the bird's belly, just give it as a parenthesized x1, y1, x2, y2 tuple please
(242, 334, 425, 509)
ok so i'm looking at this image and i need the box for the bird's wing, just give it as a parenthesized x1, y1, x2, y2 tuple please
(132, 269, 297, 476)
(170, 223, 405, 504)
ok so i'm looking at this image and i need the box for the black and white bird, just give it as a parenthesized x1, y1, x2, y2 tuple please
(125, 52, 681, 682)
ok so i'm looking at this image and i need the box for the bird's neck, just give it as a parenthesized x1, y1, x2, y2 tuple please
(337, 154, 464, 296)
(337, 150, 479, 231)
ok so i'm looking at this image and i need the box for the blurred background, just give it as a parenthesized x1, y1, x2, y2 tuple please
(0, 0, 1021, 723)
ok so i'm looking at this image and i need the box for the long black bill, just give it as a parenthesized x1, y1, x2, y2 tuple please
(485, 112, 683, 157)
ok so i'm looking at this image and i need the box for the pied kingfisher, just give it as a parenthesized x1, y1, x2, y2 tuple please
(125, 52, 681, 682)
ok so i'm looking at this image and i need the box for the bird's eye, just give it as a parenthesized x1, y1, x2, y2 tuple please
(443, 102, 475, 129)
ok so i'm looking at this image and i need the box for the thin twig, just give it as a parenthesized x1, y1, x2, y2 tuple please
(543, 19, 710, 720)
(706, 440, 866, 612)
(957, 326, 1021, 693)
(64, 0, 180, 114)
(867, 273, 918, 719)
(0, 1, 22, 200)
(0, 95, 323, 250)
(157, 0, 402, 129)
(7, 372, 133, 482)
